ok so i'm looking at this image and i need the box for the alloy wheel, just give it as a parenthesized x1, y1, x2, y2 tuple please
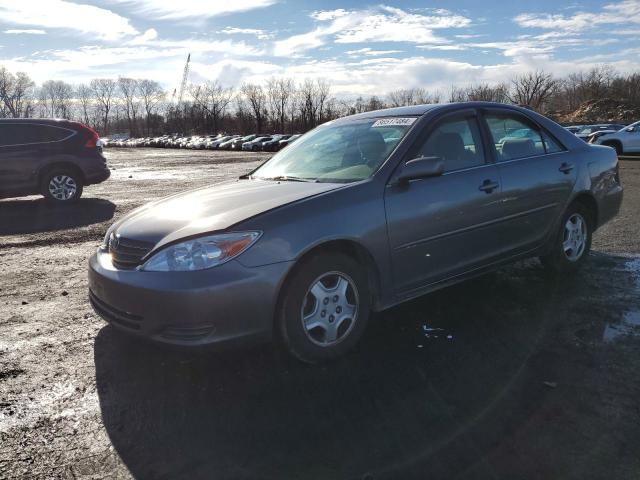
(48, 175, 77, 201)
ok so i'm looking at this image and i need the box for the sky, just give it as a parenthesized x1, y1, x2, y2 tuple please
(0, 0, 639, 97)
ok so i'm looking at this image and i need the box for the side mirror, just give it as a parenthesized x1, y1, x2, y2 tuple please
(626, 126, 636, 132)
(395, 156, 444, 184)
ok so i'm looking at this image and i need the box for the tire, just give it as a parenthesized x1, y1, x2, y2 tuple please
(278, 252, 371, 363)
(540, 202, 593, 273)
(40, 170, 83, 203)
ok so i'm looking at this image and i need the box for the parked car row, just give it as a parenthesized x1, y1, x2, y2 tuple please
(103, 133, 302, 152)
(563, 121, 640, 154)
(564, 123, 628, 142)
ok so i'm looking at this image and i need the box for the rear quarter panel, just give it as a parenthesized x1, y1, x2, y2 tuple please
(580, 144, 622, 227)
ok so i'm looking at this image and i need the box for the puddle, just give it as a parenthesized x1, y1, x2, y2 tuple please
(602, 256, 640, 343)
(625, 255, 640, 288)
(603, 310, 640, 342)
(417, 323, 454, 347)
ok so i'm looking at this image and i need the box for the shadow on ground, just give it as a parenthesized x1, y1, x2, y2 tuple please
(0, 197, 116, 235)
(94, 254, 640, 480)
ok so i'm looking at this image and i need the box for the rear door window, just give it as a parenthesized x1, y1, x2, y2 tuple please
(0, 124, 73, 146)
(484, 113, 546, 161)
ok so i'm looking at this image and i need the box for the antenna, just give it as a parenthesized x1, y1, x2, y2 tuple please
(177, 53, 191, 105)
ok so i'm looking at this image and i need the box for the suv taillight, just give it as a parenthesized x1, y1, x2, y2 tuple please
(70, 121, 100, 148)
(84, 128, 99, 148)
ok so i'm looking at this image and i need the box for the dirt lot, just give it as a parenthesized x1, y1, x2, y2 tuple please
(1, 149, 639, 479)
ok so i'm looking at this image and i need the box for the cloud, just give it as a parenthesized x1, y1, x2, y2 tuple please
(274, 6, 471, 56)
(4, 29, 47, 35)
(310, 9, 349, 21)
(515, 0, 640, 32)
(346, 47, 403, 56)
(334, 6, 471, 44)
(114, 0, 277, 20)
(0, 0, 138, 41)
(219, 27, 273, 40)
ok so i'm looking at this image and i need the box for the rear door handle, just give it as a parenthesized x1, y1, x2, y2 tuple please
(479, 179, 499, 193)
(559, 162, 574, 174)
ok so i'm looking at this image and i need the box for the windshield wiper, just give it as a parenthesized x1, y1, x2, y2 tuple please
(259, 175, 314, 182)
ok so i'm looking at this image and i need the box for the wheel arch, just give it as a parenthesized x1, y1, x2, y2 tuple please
(569, 191, 599, 229)
(38, 161, 86, 186)
(273, 239, 383, 332)
(600, 139, 623, 153)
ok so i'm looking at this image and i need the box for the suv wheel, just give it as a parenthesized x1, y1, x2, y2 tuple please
(541, 202, 592, 273)
(278, 252, 371, 363)
(41, 170, 83, 202)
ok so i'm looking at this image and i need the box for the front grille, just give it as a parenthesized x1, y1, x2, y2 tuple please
(89, 290, 142, 330)
(109, 235, 154, 269)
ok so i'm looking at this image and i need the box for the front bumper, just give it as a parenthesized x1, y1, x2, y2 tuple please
(88, 250, 292, 347)
(85, 167, 111, 185)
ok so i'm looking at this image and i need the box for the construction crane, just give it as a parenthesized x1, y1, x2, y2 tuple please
(177, 53, 191, 105)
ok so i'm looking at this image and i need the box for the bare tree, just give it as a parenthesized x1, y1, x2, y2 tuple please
(190, 81, 233, 133)
(118, 77, 140, 136)
(465, 83, 509, 103)
(508, 70, 558, 111)
(267, 77, 294, 132)
(138, 79, 165, 135)
(240, 83, 267, 132)
(91, 78, 117, 134)
(0, 67, 34, 118)
(388, 87, 439, 106)
(76, 84, 93, 125)
(315, 79, 331, 124)
(39, 80, 74, 118)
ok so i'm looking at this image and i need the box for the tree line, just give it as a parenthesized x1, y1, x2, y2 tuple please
(0, 64, 639, 137)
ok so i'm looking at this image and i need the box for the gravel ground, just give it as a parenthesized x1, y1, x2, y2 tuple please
(0, 149, 639, 480)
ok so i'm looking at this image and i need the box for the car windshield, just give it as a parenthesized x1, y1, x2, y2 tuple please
(251, 117, 416, 183)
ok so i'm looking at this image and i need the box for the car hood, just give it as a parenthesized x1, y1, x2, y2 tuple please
(113, 179, 343, 249)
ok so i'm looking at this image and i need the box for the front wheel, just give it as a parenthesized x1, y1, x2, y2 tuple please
(278, 253, 371, 363)
(540, 203, 592, 272)
(41, 170, 83, 203)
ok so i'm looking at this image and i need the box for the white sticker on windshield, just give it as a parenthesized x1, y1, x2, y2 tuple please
(372, 117, 416, 127)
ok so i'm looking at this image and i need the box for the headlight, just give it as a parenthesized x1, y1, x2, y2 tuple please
(140, 231, 261, 272)
(101, 225, 117, 250)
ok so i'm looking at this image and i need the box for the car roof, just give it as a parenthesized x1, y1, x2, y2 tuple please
(0, 118, 75, 125)
(335, 101, 545, 122)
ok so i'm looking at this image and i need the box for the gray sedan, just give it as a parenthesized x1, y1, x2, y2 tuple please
(89, 102, 623, 362)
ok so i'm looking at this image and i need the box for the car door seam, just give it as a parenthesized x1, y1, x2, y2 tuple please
(394, 202, 558, 251)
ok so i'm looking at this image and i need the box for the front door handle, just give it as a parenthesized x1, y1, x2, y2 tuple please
(479, 179, 499, 193)
(559, 162, 574, 174)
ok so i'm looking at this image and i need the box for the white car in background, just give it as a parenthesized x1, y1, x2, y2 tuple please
(595, 121, 640, 155)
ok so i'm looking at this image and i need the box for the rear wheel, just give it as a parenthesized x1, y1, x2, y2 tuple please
(541, 203, 592, 273)
(278, 252, 371, 363)
(41, 170, 83, 203)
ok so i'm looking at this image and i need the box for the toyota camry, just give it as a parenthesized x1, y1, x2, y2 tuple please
(89, 102, 623, 362)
